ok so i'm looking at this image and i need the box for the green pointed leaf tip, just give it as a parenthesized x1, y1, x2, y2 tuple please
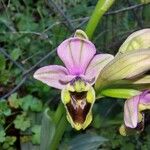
(40, 108, 55, 150)
(95, 49, 150, 91)
(118, 29, 150, 54)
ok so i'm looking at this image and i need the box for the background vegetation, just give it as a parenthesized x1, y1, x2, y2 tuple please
(0, 0, 150, 149)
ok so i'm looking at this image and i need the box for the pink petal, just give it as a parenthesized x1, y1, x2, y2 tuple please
(85, 54, 114, 83)
(33, 65, 75, 89)
(140, 90, 150, 104)
(124, 95, 140, 128)
(57, 37, 96, 75)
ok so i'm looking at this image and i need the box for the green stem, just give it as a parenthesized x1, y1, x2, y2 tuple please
(53, 102, 64, 124)
(85, 0, 116, 39)
(50, 114, 68, 150)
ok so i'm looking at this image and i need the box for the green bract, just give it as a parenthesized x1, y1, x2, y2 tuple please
(95, 29, 150, 98)
(117, 29, 150, 55)
(95, 50, 150, 94)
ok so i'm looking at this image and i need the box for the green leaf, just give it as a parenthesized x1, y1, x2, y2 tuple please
(20, 95, 43, 112)
(10, 48, 21, 61)
(30, 99, 43, 112)
(92, 114, 101, 129)
(0, 70, 10, 85)
(40, 108, 55, 150)
(2, 136, 16, 149)
(0, 54, 6, 71)
(0, 126, 6, 143)
(13, 113, 31, 131)
(8, 93, 22, 109)
(0, 115, 5, 125)
(17, 15, 38, 31)
(68, 133, 108, 150)
(0, 100, 11, 116)
(31, 125, 41, 145)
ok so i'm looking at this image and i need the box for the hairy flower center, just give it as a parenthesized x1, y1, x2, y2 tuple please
(66, 91, 91, 124)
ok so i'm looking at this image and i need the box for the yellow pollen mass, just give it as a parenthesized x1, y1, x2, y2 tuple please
(86, 87, 95, 103)
(61, 89, 70, 104)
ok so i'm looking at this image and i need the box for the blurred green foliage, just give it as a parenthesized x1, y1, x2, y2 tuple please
(0, 0, 150, 149)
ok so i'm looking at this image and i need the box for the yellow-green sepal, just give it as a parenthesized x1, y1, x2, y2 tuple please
(61, 89, 70, 104)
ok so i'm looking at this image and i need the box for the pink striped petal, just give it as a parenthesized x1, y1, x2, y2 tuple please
(57, 37, 96, 75)
(33, 65, 75, 89)
(85, 54, 114, 83)
(124, 95, 140, 128)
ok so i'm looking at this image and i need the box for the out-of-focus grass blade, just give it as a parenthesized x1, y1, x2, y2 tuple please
(68, 133, 107, 150)
(40, 108, 55, 150)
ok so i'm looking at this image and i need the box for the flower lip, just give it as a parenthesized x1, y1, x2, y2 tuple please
(66, 91, 91, 124)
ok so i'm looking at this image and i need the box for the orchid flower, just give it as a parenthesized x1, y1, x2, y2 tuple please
(33, 30, 114, 130)
(119, 90, 150, 136)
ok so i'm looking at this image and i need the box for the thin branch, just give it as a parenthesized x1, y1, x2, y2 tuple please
(126, 0, 143, 28)
(47, 0, 75, 32)
(105, 3, 148, 16)
(76, 18, 89, 28)
(0, 48, 25, 72)
(0, 48, 56, 99)
(0, 76, 27, 99)
(74, 3, 149, 28)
